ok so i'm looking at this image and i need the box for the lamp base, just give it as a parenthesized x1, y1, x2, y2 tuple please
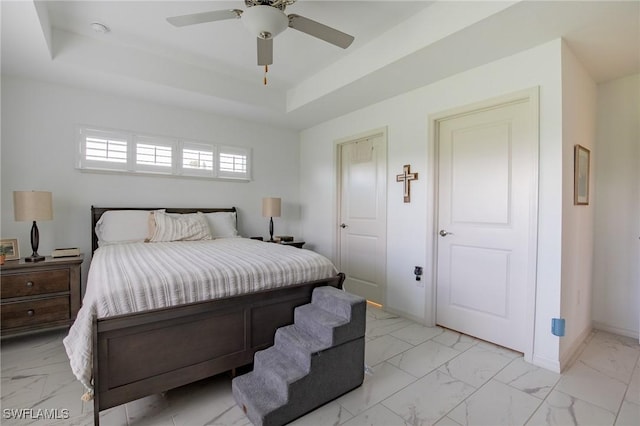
(25, 254, 45, 262)
(26, 221, 45, 262)
(269, 216, 275, 242)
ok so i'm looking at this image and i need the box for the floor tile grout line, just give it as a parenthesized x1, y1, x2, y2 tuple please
(515, 355, 560, 426)
(522, 329, 635, 426)
(343, 312, 498, 421)
(439, 355, 544, 426)
(337, 398, 357, 421)
(350, 328, 486, 424)
(338, 328, 467, 423)
(613, 343, 640, 425)
(4, 314, 639, 425)
(360, 316, 634, 426)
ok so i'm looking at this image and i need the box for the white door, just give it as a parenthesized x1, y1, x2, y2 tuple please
(338, 131, 387, 305)
(435, 94, 538, 353)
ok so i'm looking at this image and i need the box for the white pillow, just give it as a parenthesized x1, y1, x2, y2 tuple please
(96, 210, 155, 246)
(203, 212, 239, 238)
(149, 211, 212, 242)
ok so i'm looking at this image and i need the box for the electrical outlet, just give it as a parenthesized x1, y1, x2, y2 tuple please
(414, 266, 424, 288)
(414, 266, 423, 280)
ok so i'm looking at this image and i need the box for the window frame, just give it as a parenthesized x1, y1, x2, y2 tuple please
(180, 141, 216, 178)
(76, 127, 131, 172)
(218, 145, 252, 180)
(134, 134, 175, 175)
(76, 126, 251, 181)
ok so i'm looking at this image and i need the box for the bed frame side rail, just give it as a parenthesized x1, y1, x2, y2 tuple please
(93, 273, 345, 418)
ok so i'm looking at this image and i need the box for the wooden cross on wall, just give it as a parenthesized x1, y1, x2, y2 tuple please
(396, 164, 418, 203)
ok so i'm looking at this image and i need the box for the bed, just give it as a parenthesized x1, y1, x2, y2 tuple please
(63, 207, 345, 426)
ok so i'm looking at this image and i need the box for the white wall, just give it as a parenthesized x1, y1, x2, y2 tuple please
(0, 75, 301, 289)
(592, 73, 640, 339)
(300, 39, 565, 368)
(559, 41, 597, 366)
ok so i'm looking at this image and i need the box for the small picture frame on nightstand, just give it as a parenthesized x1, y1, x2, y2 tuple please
(0, 238, 20, 261)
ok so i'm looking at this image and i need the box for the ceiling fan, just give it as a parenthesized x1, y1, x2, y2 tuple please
(167, 0, 355, 82)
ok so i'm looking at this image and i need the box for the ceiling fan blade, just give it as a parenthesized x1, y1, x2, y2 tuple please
(257, 38, 273, 66)
(288, 14, 354, 49)
(167, 9, 242, 27)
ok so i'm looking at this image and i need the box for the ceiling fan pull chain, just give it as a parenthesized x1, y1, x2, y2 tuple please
(264, 64, 268, 85)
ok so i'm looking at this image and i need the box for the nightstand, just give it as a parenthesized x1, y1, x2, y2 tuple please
(280, 241, 305, 249)
(250, 237, 305, 249)
(0, 255, 83, 336)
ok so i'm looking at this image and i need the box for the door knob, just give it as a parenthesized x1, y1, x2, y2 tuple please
(439, 229, 454, 237)
(340, 223, 348, 228)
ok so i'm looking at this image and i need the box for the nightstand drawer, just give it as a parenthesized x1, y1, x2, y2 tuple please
(1, 296, 70, 329)
(1, 270, 69, 298)
(1, 255, 83, 336)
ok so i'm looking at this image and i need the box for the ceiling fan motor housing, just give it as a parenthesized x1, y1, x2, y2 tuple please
(242, 5, 288, 39)
(245, 0, 293, 11)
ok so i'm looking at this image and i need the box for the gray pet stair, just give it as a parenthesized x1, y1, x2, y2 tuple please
(232, 286, 366, 426)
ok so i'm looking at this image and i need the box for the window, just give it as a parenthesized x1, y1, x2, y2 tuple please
(182, 142, 215, 177)
(219, 153, 246, 173)
(137, 144, 172, 167)
(134, 135, 173, 174)
(86, 137, 127, 163)
(218, 146, 251, 179)
(77, 128, 130, 171)
(77, 126, 250, 181)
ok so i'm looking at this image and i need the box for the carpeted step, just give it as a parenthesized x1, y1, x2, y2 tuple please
(232, 285, 367, 426)
(234, 338, 366, 426)
(273, 324, 329, 370)
(232, 371, 286, 426)
(295, 303, 364, 346)
(253, 347, 308, 397)
(312, 286, 366, 323)
(294, 304, 346, 344)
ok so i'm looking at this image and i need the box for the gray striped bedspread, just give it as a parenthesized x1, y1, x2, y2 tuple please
(63, 238, 337, 393)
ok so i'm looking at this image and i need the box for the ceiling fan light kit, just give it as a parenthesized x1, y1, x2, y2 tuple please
(167, 0, 355, 84)
(242, 5, 288, 40)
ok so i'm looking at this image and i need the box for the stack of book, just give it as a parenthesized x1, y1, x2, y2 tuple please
(274, 236, 294, 243)
(52, 248, 80, 258)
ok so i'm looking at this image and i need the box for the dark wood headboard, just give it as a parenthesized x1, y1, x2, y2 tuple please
(91, 206, 237, 254)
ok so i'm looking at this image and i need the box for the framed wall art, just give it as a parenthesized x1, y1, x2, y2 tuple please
(574, 144, 590, 205)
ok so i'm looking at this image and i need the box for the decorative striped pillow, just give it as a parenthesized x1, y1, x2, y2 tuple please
(148, 211, 212, 242)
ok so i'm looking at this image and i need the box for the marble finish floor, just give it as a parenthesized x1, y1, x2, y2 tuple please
(1, 307, 639, 425)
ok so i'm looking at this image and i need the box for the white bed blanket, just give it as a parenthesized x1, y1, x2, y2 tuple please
(63, 238, 337, 392)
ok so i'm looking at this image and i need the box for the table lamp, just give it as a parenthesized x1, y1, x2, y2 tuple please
(262, 197, 281, 242)
(13, 191, 53, 262)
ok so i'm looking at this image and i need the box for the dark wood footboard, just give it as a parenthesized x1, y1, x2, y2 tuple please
(93, 273, 345, 425)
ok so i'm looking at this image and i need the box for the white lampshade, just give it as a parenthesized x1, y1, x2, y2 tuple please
(262, 197, 281, 218)
(13, 191, 53, 222)
(242, 5, 288, 39)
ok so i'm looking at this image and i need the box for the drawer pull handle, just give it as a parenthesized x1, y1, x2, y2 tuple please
(27, 309, 35, 317)
(26, 281, 34, 287)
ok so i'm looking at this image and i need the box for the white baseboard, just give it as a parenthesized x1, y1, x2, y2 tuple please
(560, 326, 593, 371)
(531, 354, 561, 373)
(382, 305, 426, 325)
(592, 321, 640, 341)
(531, 326, 591, 373)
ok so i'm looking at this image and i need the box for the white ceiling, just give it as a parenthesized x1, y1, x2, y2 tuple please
(2, 1, 639, 130)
